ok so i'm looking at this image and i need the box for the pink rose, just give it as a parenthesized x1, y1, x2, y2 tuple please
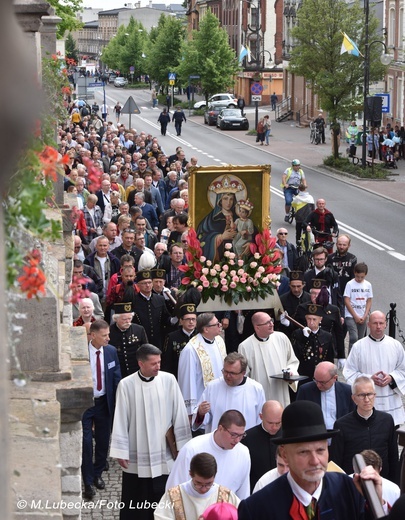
(222, 265, 229, 272)
(254, 253, 261, 260)
(250, 262, 258, 269)
(206, 260, 212, 267)
(224, 243, 232, 250)
(246, 286, 252, 292)
(197, 285, 203, 292)
(220, 278, 227, 285)
(228, 252, 236, 260)
(229, 260, 235, 265)
(200, 256, 206, 263)
(257, 266, 265, 273)
(232, 276, 239, 283)
(237, 268, 245, 276)
(253, 280, 259, 286)
(230, 270, 236, 277)
(202, 280, 210, 288)
(221, 285, 228, 292)
(255, 272, 262, 278)
(262, 277, 269, 284)
(224, 251, 230, 257)
(210, 269, 217, 276)
(220, 271, 227, 279)
(212, 281, 219, 288)
(240, 277, 247, 284)
(201, 268, 209, 275)
(238, 259, 244, 266)
(200, 275, 207, 282)
(214, 264, 221, 271)
(230, 282, 237, 289)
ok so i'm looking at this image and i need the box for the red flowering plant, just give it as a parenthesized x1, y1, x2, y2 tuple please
(178, 228, 283, 305)
(4, 54, 75, 295)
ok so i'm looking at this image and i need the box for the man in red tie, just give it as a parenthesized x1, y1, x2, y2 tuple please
(81, 320, 121, 500)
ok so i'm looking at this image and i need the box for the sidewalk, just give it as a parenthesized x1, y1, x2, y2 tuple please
(179, 92, 405, 206)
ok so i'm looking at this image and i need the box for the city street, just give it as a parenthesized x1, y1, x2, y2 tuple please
(81, 85, 405, 519)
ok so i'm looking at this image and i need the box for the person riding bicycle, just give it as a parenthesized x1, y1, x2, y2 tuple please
(281, 159, 307, 223)
(291, 184, 315, 246)
(305, 198, 338, 254)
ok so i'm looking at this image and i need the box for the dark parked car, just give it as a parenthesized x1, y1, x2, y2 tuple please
(204, 104, 227, 126)
(216, 108, 249, 130)
(108, 73, 117, 84)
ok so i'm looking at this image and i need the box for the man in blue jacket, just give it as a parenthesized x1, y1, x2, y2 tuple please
(81, 320, 122, 500)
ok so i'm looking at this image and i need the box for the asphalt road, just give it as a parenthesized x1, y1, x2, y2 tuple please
(97, 85, 405, 333)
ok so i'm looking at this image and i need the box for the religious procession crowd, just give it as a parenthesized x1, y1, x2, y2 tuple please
(60, 102, 405, 520)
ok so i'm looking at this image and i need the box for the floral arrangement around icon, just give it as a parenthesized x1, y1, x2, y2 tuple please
(178, 228, 283, 305)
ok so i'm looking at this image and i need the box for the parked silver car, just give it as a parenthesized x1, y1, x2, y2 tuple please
(114, 77, 128, 88)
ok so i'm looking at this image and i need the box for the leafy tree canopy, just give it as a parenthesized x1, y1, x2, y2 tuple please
(47, 0, 83, 38)
(65, 33, 79, 64)
(290, 0, 386, 124)
(175, 11, 239, 101)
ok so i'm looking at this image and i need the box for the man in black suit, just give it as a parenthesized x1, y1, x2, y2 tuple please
(82, 320, 121, 500)
(296, 361, 355, 431)
(96, 178, 112, 215)
(241, 400, 283, 492)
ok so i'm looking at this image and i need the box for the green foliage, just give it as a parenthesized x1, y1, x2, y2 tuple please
(65, 33, 79, 64)
(47, 0, 83, 38)
(175, 11, 239, 101)
(323, 155, 389, 178)
(102, 18, 148, 76)
(290, 0, 386, 157)
(146, 17, 185, 86)
(4, 55, 66, 288)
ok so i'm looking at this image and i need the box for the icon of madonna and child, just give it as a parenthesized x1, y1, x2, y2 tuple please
(196, 174, 259, 262)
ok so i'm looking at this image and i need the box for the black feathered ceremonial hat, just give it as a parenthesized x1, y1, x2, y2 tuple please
(179, 303, 197, 317)
(272, 401, 339, 445)
(135, 270, 152, 283)
(290, 271, 305, 282)
(151, 268, 166, 280)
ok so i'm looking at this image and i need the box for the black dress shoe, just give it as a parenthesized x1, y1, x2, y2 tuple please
(104, 460, 109, 471)
(83, 484, 96, 500)
(94, 476, 105, 490)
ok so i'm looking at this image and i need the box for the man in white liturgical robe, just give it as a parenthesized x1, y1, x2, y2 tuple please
(238, 312, 300, 408)
(191, 352, 265, 433)
(165, 410, 251, 499)
(178, 313, 227, 415)
(154, 453, 240, 520)
(343, 310, 405, 427)
(110, 344, 191, 520)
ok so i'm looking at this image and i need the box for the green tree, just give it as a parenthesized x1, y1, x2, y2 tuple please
(175, 11, 239, 102)
(65, 33, 79, 64)
(289, 0, 386, 158)
(102, 18, 147, 77)
(47, 0, 83, 38)
(146, 16, 185, 87)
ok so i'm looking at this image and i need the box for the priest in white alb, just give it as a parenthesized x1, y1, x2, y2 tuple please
(154, 452, 240, 520)
(343, 310, 405, 427)
(191, 352, 265, 433)
(165, 410, 251, 499)
(110, 344, 191, 520)
(178, 313, 227, 416)
(238, 312, 300, 407)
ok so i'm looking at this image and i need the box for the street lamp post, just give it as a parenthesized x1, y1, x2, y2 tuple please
(361, 0, 392, 168)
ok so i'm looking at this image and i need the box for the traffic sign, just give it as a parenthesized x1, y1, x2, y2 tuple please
(121, 96, 141, 115)
(169, 80, 175, 86)
(88, 82, 104, 88)
(168, 72, 176, 80)
(251, 95, 262, 102)
(251, 82, 263, 95)
(189, 75, 200, 79)
(129, 66, 135, 73)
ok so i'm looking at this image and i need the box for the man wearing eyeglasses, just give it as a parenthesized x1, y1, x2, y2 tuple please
(343, 310, 405, 428)
(296, 361, 354, 432)
(178, 313, 227, 417)
(155, 453, 240, 520)
(165, 410, 251, 499)
(275, 228, 298, 275)
(329, 376, 399, 482)
(238, 312, 299, 407)
(191, 352, 265, 434)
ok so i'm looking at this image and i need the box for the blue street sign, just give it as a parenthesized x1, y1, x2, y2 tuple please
(88, 82, 104, 88)
(251, 82, 263, 95)
(168, 72, 176, 80)
(375, 93, 390, 113)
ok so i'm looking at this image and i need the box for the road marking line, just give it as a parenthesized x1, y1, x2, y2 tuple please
(387, 251, 405, 261)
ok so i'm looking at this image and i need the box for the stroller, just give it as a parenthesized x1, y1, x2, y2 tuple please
(381, 140, 399, 169)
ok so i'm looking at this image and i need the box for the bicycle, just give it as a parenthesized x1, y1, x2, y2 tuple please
(286, 185, 299, 223)
(310, 122, 321, 145)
